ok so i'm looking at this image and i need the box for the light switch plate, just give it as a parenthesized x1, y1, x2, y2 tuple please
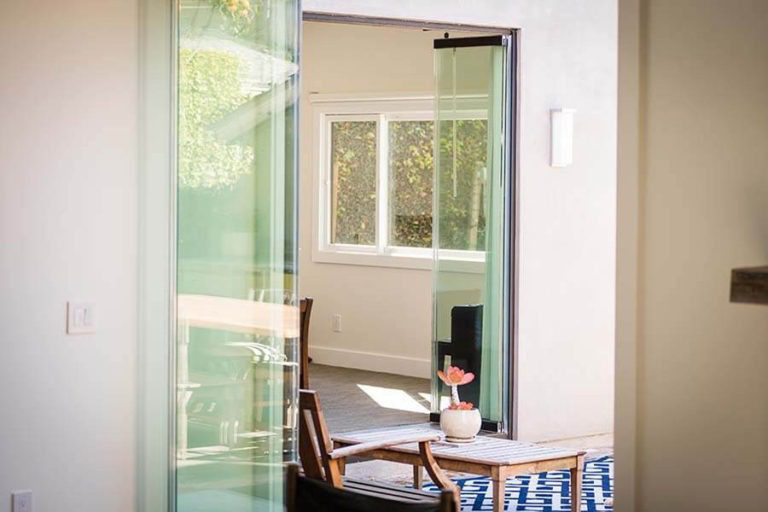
(67, 301, 96, 334)
(12, 490, 32, 512)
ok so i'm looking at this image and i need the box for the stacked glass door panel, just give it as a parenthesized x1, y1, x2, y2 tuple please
(176, 1, 299, 509)
(432, 39, 511, 428)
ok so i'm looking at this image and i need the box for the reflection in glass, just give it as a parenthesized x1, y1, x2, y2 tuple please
(176, 0, 298, 510)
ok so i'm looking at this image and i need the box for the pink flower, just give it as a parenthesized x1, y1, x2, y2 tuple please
(448, 401, 475, 411)
(437, 366, 475, 387)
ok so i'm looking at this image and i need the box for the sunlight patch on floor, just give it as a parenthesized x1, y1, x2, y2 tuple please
(357, 384, 430, 414)
(419, 392, 451, 410)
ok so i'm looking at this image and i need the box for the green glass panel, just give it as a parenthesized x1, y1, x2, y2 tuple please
(176, 0, 298, 510)
(432, 42, 509, 425)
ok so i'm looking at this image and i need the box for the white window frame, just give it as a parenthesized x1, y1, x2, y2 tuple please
(311, 93, 486, 272)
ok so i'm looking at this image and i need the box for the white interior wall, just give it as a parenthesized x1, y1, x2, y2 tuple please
(623, 1, 768, 510)
(0, 1, 138, 511)
(302, 0, 617, 441)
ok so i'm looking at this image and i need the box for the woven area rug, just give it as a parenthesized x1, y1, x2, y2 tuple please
(424, 456, 614, 512)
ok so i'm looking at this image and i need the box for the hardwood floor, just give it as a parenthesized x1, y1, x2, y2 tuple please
(309, 364, 431, 433)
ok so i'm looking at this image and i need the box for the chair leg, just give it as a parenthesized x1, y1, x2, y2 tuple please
(418, 441, 460, 505)
(326, 458, 344, 488)
(413, 465, 423, 489)
(418, 441, 454, 491)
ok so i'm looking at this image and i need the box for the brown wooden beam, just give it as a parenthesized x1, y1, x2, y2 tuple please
(730, 266, 768, 305)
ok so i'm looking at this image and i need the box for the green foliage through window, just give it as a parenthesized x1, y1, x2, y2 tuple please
(330, 121, 377, 245)
(327, 117, 489, 251)
(389, 121, 434, 248)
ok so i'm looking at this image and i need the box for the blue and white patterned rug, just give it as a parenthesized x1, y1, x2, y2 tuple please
(424, 456, 613, 512)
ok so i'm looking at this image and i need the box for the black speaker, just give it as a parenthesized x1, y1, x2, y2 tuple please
(436, 304, 483, 407)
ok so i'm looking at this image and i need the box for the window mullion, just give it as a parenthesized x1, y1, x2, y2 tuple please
(322, 115, 332, 250)
(377, 114, 389, 254)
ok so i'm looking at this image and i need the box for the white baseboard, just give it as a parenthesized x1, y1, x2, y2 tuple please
(309, 345, 431, 379)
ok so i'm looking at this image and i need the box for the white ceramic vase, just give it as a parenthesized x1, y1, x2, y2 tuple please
(439, 408, 482, 442)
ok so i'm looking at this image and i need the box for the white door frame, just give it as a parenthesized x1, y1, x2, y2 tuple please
(302, 11, 520, 438)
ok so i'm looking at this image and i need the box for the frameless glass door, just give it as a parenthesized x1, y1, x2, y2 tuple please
(431, 36, 515, 432)
(176, 0, 298, 510)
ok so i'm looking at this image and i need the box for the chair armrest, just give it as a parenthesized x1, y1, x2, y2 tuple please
(331, 433, 457, 495)
(328, 433, 440, 460)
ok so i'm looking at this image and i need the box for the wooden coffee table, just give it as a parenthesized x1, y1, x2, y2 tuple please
(333, 424, 585, 512)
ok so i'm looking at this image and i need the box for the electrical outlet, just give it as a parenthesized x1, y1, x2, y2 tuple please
(12, 491, 32, 512)
(332, 314, 342, 333)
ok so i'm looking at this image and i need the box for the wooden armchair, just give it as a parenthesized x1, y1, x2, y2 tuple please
(286, 463, 457, 512)
(298, 390, 459, 507)
(299, 297, 313, 389)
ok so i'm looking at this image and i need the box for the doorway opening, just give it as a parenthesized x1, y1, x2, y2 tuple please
(299, 16, 517, 437)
